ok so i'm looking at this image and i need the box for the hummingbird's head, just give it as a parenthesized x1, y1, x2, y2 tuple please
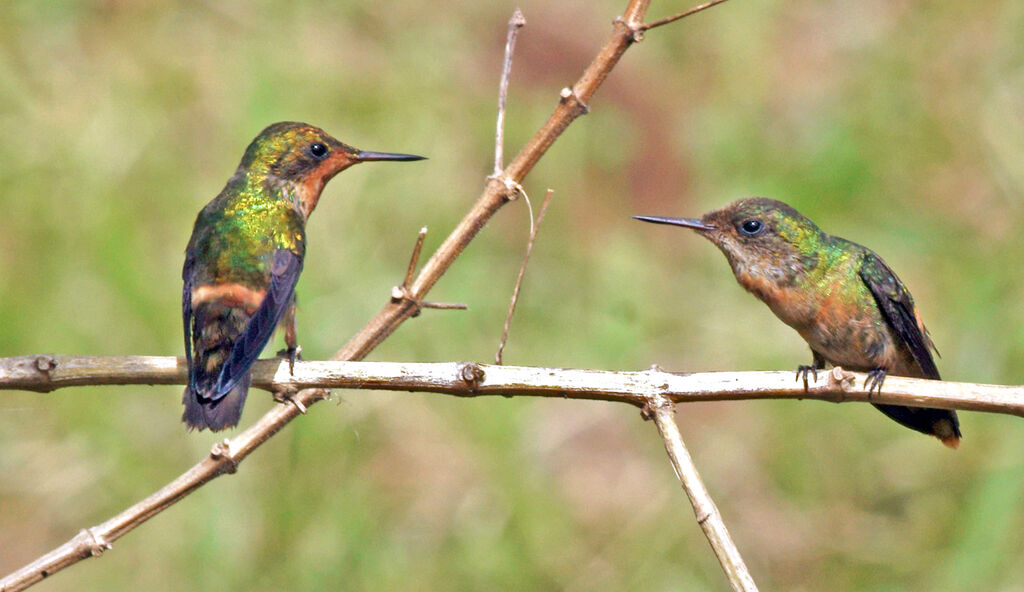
(634, 197, 826, 293)
(240, 121, 425, 219)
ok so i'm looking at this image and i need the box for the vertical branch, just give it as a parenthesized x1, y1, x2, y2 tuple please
(647, 396, 759, 592)
(494, 9, 527, 175)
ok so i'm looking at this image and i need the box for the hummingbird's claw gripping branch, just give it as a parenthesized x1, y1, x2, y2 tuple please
(796, 364, 818, 392)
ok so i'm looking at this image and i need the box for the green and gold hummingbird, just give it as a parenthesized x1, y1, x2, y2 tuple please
(182, 122, 424, 431)
(635, 198, 961, 448)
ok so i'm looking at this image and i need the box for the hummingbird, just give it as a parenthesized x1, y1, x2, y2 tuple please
(634, 197, 961, 448)
(182, 121, 425, 431)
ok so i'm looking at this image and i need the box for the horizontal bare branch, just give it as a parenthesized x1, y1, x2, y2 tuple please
(2, 355, 1021, 417)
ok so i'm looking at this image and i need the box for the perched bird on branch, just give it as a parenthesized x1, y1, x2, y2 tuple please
(182, 122, 425, 431)
(635, 198, 961, 448)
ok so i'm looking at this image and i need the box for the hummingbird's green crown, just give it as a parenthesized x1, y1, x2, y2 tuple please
(238, 121, 357, 181)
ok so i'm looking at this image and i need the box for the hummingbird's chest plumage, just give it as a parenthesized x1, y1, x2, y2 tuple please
(740, 245, 918, 377)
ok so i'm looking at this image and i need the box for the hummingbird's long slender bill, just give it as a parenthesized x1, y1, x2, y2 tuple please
(632, 215, 715, 231)
(355, 150, 427, 162)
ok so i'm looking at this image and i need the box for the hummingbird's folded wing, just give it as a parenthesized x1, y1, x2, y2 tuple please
(213, 248, 304, 398)
(859, 251, 940, 380)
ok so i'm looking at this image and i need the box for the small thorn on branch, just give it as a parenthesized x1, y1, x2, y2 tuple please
(494, 8, 526, 175)
(559, 87, 590, 115)
(639, 0, 732, 31)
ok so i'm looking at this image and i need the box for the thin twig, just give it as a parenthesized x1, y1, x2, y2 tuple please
(496, 188, 554, 364)
(647, 396, 759, 591)
(494, 8, 527, 175)
(404, 227, 429, 287)
(640, 0, 732, 31)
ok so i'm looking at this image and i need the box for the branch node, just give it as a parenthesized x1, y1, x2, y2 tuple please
(559, 87, 590, 115)
(459, 362, 486, 392)
(210, 440, 238, 474)
(78, 528, 111, 556)
(828, 366, 856, 402)
(34, 355, 57, 375)
(274, 389, 308, 414)
(641, 395, 673, 421)
(486, 174, 524, 202)
(391, 285, 467, 317)
(612, 16, 644, 42)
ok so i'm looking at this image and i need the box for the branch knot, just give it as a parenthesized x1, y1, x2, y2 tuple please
(612, 16, 645, 42)
(559, 87, 590, 115)
(459, 362, 486, 392)
(210, 440, 238, 474)
(77, 528, 111, 557)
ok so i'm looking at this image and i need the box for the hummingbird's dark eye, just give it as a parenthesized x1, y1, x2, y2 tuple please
(739, 219, 764, 236)
(309, 143, 329, 159)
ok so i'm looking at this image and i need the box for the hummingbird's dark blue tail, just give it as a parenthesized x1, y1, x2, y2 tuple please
(182, 373, 249, 431)
(872, 403, 961, 449)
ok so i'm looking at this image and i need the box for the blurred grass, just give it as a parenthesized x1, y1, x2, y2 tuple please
(1, 0, 1023, 590)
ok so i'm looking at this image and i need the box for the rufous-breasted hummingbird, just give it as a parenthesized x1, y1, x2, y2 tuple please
(182, 121, 424, 431)
(635, 197, 961, 448)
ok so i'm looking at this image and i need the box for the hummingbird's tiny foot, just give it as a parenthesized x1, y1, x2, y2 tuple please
(795, 365, 818, 392)
(276, 346, 303, 375)
(865, 368, 887, 395)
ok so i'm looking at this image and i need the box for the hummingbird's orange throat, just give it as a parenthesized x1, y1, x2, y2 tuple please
(294, 152, 355, 218)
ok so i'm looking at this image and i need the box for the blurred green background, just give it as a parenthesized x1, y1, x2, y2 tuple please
(2, 0, 1023, 590)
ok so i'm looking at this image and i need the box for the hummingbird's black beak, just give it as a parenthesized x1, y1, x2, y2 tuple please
(354, 150, 427, 162)
(632, 215, 715, 231)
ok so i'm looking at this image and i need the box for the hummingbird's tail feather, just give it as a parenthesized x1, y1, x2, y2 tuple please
(871, 403, 961, 448)
(182, 373, 250, 431)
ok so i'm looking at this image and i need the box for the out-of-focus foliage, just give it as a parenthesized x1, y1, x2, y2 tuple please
(1, 0, 1023, 590)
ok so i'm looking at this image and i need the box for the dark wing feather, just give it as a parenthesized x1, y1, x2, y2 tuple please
(859, 251, 940, 379)
(183, 252, 198, 391)
(212, 248, 304, 398)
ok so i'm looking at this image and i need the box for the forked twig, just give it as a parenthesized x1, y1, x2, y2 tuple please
(391, 227, 468, 315)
